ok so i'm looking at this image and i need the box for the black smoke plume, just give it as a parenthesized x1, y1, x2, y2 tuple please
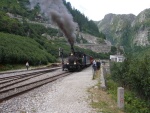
(29, 0, 78, 52)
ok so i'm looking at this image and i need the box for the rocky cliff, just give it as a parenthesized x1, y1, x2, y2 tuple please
(97, 8, 150, 49)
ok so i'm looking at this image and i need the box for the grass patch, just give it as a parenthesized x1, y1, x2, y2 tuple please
(88, 69, 124, 113)
(0, 64, 25, 71)
(89, 85, 124, 113)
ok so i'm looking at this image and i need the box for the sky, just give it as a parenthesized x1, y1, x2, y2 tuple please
(65, 0, 150, 21)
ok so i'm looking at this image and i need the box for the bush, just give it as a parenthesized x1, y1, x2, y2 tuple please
(106, 73, 150, 113)
(110, 55, 150, 100)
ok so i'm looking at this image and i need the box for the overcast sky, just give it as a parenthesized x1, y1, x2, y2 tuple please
(65, 0, 150, 21)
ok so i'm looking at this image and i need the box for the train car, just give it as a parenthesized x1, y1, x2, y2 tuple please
(62, 52, 93, 71)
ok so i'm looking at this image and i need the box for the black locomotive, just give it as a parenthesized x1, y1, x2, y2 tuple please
(62, 51, 93, 71)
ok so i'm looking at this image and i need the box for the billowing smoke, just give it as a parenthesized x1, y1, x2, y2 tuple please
(29, 0, 78, 49)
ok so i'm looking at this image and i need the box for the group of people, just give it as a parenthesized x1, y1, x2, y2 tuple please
(92, 59, 101, 79)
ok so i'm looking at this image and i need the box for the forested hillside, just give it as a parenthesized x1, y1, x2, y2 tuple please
(63, 0, 106, 39)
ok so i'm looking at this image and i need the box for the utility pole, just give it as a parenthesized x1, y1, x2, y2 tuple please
(59, 47, 64, 65)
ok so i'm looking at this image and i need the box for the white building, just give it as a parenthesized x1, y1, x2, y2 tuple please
(110, 55, 125, 62)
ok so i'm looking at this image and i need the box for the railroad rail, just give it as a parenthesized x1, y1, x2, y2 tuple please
(0, 69, 71, 103)
(0, 68, 58, 90)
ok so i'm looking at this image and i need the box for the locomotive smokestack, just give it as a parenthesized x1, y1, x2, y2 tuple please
(71, 44, 74, 54)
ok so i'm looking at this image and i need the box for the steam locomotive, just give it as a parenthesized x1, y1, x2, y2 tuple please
(62, 51, 94, 71)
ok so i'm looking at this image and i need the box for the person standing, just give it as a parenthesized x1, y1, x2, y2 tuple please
(92, 60, 97, 79)
(26, 62, 29, 70)
(96, 60, 101, 70)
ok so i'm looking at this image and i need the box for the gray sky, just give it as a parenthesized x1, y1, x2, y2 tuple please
(66, 0, 150, 21)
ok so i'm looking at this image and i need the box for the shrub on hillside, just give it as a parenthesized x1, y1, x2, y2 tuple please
(0, 32, 56, 65)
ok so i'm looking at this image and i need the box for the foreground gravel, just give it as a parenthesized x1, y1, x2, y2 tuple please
(0, 67, 97, 113)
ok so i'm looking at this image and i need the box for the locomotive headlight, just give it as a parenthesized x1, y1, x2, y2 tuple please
(74, 62, 76, 65)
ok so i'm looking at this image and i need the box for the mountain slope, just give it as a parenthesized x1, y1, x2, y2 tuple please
(98, 13, 135, 46)
(97, 8, 150, 50)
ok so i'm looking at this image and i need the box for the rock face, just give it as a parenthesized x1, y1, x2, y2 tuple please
(132, 9, 150, 46)
(80, 33, 98, 44)
(134, 29, 150, 46)
(76, 33, 111, 53)
(97, 8, 150, 48)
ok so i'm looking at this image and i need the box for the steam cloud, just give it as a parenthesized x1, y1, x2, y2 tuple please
(29, 0, 78, 47)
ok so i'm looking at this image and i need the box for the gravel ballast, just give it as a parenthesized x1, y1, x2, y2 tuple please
(0, 67, 97, 113)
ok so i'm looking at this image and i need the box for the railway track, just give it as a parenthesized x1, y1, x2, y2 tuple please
(0, 69, 58, 90)
(0, 69, 71, 103)
(0, 63, 61, 75)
